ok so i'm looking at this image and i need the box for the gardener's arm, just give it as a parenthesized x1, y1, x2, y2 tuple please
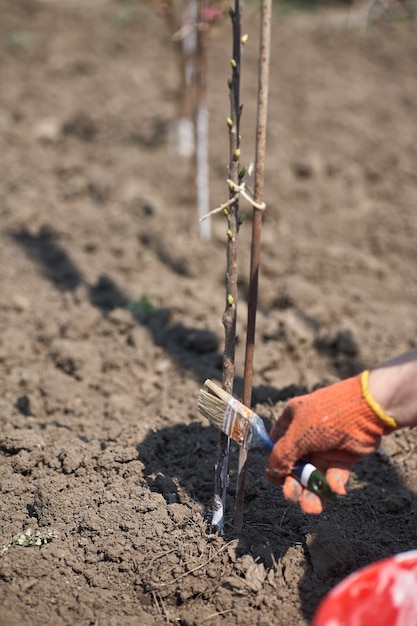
(266, 349, 417, 514)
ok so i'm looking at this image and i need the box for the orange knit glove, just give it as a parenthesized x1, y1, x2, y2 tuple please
(266, 371, 398, 514)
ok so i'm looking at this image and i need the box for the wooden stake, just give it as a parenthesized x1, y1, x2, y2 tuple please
(234, 0, 271, 533)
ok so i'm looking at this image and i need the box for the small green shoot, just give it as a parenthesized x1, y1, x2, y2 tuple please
(4, 31, 36, 51)
(128, 295, 157, 319)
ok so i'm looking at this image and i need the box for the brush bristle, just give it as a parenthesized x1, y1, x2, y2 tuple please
(197, 380, 251, 445)
(197, 388, 228, 430)
(202, 379, 233, 404)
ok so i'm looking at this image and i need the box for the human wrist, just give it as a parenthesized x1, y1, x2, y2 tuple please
(361, 371, 398, 430)
(368, 351, 417, 428)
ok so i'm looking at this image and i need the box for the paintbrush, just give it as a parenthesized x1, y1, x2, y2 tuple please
(198, 379, 338, 501)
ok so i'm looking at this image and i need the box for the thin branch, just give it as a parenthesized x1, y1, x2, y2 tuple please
(200, 172, 266, 221)
(150, 540, 235, 589)
(202, 610, 234, 622)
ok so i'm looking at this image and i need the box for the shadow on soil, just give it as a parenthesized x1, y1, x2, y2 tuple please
(12, 224, 417, 622)
(137, 416, 417, 622)
(11, 224, 322, 398)
(11, 225, 224, 383)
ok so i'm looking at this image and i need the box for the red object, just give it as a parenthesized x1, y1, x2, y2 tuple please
(313, 550, 417, 626)
(200, 5, 223, 23)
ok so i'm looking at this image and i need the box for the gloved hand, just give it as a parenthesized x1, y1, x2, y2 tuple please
(266, 371, 398, 514)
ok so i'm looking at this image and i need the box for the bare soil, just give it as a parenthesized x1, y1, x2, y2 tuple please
(1, 2, 417, 625)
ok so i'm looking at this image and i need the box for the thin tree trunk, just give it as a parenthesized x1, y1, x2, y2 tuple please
(212, 0, 243, 534)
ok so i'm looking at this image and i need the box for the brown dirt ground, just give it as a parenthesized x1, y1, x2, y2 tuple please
(1, 1, 417, 625)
